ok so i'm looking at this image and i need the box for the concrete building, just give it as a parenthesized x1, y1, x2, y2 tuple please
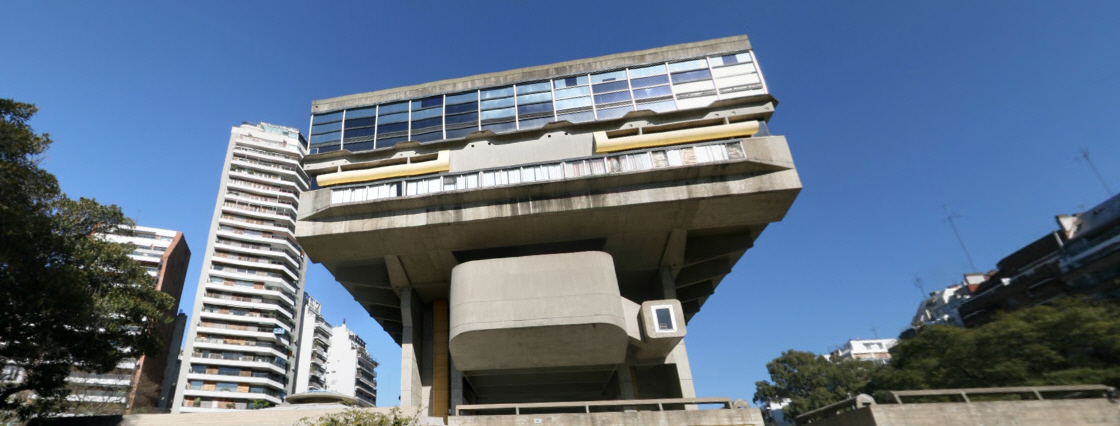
(324, 323, 378, 406)
(64, 226, 191, 414)
(172, 122, 310, 412)
(959, 193, 1120, 326)
(901, 273, 985, 338)
(829, 339, 898, 364)
(293, 295, 332, 394)
(294, 35, 800, 417)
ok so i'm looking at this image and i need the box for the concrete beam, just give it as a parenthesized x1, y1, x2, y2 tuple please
(677, 281, 715, 302)
(675, 258, 732, 287)
(683, 231, 753, 266)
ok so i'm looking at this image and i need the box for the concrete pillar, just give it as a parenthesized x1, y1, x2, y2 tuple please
(450, 358, 464, 412)
(399, 288, 424, 407)
(432, 300, 450, 420)
(667, 339, 697, 409)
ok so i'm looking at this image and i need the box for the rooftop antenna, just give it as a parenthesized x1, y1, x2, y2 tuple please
(1077, 147, 1113, 196)
(913, 274, 927, 298)
(942, 204, 978, 272)
(870, 325, 879, 339)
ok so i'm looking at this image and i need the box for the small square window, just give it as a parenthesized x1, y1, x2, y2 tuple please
(652, 305, 675, 332)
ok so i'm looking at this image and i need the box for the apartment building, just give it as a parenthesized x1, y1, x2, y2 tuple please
(172, 122, 309, 412)
(293, 295, 332, 394)
(325, 323, 378, 406)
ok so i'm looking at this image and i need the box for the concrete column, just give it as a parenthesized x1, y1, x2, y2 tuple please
(450, 358, 464, 412)
(431, 300, 450, 420)
(617, 365, 637, 399)
(399, 288, 423, 407)
(666, 339, 697, 409)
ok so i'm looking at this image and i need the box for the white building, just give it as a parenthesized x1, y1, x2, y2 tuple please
(172, 123, 310, 412)
(325, 323, 378, 406)
(293, 295, 332, 394)
(829, 338, 898, 364)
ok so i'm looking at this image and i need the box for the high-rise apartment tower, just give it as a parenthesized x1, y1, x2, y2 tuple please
(172, 123, 310, 412)
(295, 35, 801, 416)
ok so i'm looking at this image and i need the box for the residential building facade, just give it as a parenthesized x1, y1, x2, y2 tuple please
(172, 123, 310, 412)
(64, 226, 191, 414)
(325, 323, 378, 406)
(829, 339, 898, 364)
(293, 295, 332, 394)
(294, 35, 800, 416)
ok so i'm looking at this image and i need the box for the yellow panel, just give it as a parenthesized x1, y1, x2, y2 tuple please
(317, 150, 450, 187)
(594, 120, 759, 154)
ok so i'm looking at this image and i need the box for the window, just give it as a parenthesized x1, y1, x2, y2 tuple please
(652, 305, 676, 332)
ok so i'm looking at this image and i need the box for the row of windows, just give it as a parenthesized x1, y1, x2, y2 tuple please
(308, 51, 765, 154)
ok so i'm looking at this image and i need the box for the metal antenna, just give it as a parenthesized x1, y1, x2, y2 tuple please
(1077, 148, 1113, 196)
(942, 204, 978, 272)
(870, 325, 879, 339)
(913, 274, 927, 297)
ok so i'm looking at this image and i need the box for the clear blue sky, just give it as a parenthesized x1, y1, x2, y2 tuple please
(4, 1, 1119, 406)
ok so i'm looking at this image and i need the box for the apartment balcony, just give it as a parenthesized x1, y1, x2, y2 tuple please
(227, 170, 300, 194)
(210, 252, 299, 282)
(191, 339, 288, 360)
(204, 280, 296, 308)
(185, 372, 285, 391)
(180, 388, 282, 407)
(215, 224, 300, 255)
(190, 354, 287, 375)
(220, 200, 297, 224)
(214, 239, 301, 271)
(225, 192, 298, 216)
(226, 178, 300, 204)
(208, 266, 297, 294)
(198, 310, 293, 333)
(201, 294, 295, 319)
(231, 156, 309, 184)
(233, 145, 301, 168)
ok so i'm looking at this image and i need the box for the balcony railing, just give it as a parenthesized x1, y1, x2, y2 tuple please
(329, 139, 746, 206)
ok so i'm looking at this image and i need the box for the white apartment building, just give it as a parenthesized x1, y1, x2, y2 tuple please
(293, 295, 332, 394)
(173, 123, 309, 412)
(829, 338, 898, 364)
(325, 323, 378, 406)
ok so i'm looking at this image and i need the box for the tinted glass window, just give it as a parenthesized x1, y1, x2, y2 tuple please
(554, 86, 591, 99)
(445, 91, 478, 105)
(628, 64, 667, 78)
(311, 111, 343, 124)
(480, 86, 514, 100)
(592, 80, 630, 93)
(379, 102, 408, 114)
(594, 90, 631, 105)
(671, 69, 712, 84)
(590, 70, 626, 84)
(516, 81, 552, 94)
(445, 102, 478, 114)
(630, 74, 669, 88)
(412, 96, 442, 109)
(654, 307, 674, 331)
(444, 112, 478, 125)
(553, 75, 588, 89)
(312, 121, 342, 134)
(343, 117, 377, 129)
(632, 85, 673, 100)
(345, 107, 377, 120)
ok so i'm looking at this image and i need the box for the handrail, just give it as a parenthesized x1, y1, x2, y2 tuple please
(889, 384, 1117, 404)
(455, 397, 731, 416)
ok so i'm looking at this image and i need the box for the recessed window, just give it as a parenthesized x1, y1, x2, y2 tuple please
(652, 305, 676, 332)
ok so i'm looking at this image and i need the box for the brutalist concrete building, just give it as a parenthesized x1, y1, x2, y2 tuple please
(295, 35, 801, 417)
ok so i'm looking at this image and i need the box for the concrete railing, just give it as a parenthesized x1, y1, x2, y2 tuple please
(455, 397, 733, 416)
(796, 394, 876, 424)
(888, 384, 1117, 404)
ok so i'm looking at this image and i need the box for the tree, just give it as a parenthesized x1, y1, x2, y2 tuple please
(753, 350, 882, 421)
(870, 298, 1120, 392)
(0, 98, 175, 420)
(296, 407, 419, 426)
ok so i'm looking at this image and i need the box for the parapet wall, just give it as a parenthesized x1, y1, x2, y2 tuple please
(448, 407, 764, 426)
(808, 399, 1120, 426)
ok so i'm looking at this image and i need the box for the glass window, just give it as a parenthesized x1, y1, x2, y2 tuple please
(594, 90, 631, 105)
(343, 117, 376, 129)
(218, 367, 240, 376)
(596, 105, 632, 120)
(445, 102, 478, 114)
(481, 121, 516, 133)
(667, 58, 708, 73)
(635, 99, 677, 113)
(410, 107, 443, 120)
(310, 132, 340, 144)
(517, 102, 552, 116)
(553, 75, 588, 89)
(556, 110, 595, 123)
(344, 127, 376, 139)
(410, 116, 442, 130)
(445, 91, 478, 105)
(345, 107, 377, 120)
(377, 122, 408, 134)
(444, 112, 478, 125)
(480, 86, 514, 100)
(592, 80, 630, 94)
(554, 96, 592, 111)
(516, 81, 552, 94)
(377, 111, 408, 124)
(630, 74, 670, 89)
(654, 306, 675, 331)
(628, 64, 667, 78)
(215, 382, 238, 391)
(412, 96, 442, 109)
(479, 97, 515, 110)
(191, 365, 206, 373)
(344, 141, 374, 152)
(709, 52, 752, 67)
(590, 70, 626, 84)
(516, 92, 552, 105)
(311, 111, 343, 125)
(632, 85, 673, 100)
(312, 121, 342, 134)
(480, 107, 515, 121)
(671, 69, 712, 84)
(445, 127, 476, 139)
(379, 102, 408, 115)
(553, 86, 591, 99)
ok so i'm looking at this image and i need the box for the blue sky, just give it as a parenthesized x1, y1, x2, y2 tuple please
(4, 1, 1119, 406)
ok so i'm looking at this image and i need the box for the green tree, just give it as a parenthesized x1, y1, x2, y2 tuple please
(295, 407, 419, 426)
(871, 298, 1120, 392)
(753, 350, 882, 421)
(0, 98, 175, 420)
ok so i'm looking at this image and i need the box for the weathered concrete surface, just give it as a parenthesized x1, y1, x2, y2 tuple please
(449, 252, 629, 372)
(447, 407, 764, 426)
(36, 405, 422, 426)
(808, 399, 1120, 426)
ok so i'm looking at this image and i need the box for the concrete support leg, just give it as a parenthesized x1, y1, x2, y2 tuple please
(432, 300, 450, 420)
(666, 339, 697, 409)
(617, 365, 638, 412)
(400, 288, 424, 407)
(450, 358, 464, 415)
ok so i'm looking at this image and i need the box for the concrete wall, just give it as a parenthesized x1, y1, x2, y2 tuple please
(808, 399, 1120, 426)
(447, 408, 764, 426)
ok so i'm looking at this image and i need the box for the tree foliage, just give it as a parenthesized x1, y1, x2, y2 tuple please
(753, 350, 882, 420)
(870, 298, 1120, 391)
(0, 98, 175, 419)
(295, 407, 419, 426)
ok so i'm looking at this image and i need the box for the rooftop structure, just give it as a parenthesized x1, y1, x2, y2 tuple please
(172, 123, 310, 412)
(829, 339, 898, 364)
(295, 35, 801, 417)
